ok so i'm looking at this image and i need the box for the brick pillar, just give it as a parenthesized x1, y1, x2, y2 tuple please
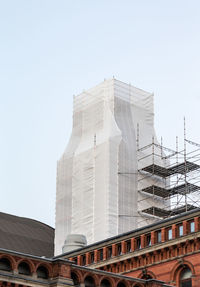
(161, 227, 166, 242)
(126, 259, 130, 270)
(86, 252, 90, 265)
(77, 255, 81, 265)
(183, 220, 188, 235)
(60, 264, 71, 278)
(138, 255, 143, 267)
(194, 217, 199, 232)
(151, 231, 156, 245)
(121, 241, 126, 254)
(172, 224, 177, 239)
(111, 263, 116, 273)
(131, 237, 136, 251)
(112, 244, 117, 257)
(178, 243, 183, 255)
(94, 250, 98, 263)
(103, 247, 107, 260)
(141, 234, 145, 248)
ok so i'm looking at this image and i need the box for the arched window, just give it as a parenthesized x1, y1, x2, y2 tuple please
(36, 266, 48, 279)
(141, 274, 152, 280)
(180, 267, 192, 287)
(84, 276, 95, 287)
(18, 262, 31, 275)
(0, 258, 11, 271)
(71, 272, 80, 287)
(101, 279, 111, 287)
(117, 282, 126, 287)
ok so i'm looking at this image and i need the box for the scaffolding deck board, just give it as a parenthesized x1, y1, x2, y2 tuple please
(170, 161, 200, 174)
(140, 161, 200, 178)
(170, 183, 200, 194)
(141, 207, 170, 218)
(170, 204, 198, 215)
(140, 183, 200, 198)
(140, 185, 170, 198)
(141, 164, 173, 177)
(141, 205, 199, 218)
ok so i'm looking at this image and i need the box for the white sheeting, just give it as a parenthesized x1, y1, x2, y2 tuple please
(55, 79, 166, 255)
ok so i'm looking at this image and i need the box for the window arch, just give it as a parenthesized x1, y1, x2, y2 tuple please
(18, 261, 31, 275)
(36, 265, 49, 279)
(141, 274, 152, 280)
(84, 276, 95, 287)
(117, 282, 126, 287)
(71, 272, 80, 287)
(0, 258, 11, 271)
(101, 279, 111, 287)
(180, 267, 192, 287)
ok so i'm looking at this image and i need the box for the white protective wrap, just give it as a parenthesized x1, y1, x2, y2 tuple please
(55, 79, 166, 255)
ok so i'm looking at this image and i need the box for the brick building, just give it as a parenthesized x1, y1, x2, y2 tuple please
(59, 209, 200, 287)
(1, 209, 200, 287)
(0, 212, 171, 287)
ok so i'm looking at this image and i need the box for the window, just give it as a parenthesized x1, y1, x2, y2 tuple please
(71, 272, 80, 287)
(101, 279, 111, 287)
(141, 274, 153, 280)
(146, 234, 151, 247)
(126, 240, 131, 253)
(117, 282, 126, 287)
(179, 225, 183, 237)
(36, 266, 48, 279)
(18, 262, 31, 275)
(168, 228, 172, 240)
(190, 221, 195, 233)
(117, 244, 121, 255)
(107, 246, 112, 258)
(99, 249, 103, 260)
(74, 257, 77, 264)
(136, 237, 141, 250)
(84, 276, 95, 287)
(82, 255, 86, 265)
(157, 230, 162, 243)
(180, 267, 192, 287)
(90, 252, 94, 263)
(0, 258, 11, 272)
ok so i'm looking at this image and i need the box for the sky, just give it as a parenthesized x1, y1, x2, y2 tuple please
(0, 0, 200, 227)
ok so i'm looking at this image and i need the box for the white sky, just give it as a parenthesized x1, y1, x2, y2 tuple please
(0, 0, 200, 227)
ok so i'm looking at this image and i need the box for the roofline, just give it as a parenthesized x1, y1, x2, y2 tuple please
(0, 211, 54, 230)
(71, 264, 173, 286)
(0, 248, 71, 264)
(55, 208, 200, 258)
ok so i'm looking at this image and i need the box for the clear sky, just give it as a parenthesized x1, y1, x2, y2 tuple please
(0, 0, 200, 227)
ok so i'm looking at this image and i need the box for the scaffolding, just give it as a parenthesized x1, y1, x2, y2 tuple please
(137, 121, 200, 220)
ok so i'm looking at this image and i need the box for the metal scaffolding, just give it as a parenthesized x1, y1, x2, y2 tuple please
(137, 120, 200, 220)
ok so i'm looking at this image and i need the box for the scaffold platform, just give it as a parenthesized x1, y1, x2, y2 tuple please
(140, 161, 200, 178)
(140, 183, 200, 198)
(141, 205, 199, 218)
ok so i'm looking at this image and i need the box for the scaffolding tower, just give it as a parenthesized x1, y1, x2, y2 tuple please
(137, 122, 200, 220)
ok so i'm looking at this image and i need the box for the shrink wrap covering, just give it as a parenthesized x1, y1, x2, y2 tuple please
(55, 79, 166, 255)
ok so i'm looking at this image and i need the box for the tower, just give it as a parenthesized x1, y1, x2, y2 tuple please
(55, 79, 166, 255)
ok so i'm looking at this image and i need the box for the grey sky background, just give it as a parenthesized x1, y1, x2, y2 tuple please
(0, 0, 200, 227)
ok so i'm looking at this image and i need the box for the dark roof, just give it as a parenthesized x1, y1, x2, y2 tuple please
(0, 212, 54, 257)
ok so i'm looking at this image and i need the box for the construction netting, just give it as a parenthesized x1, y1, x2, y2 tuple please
(55, 79, 167, 255)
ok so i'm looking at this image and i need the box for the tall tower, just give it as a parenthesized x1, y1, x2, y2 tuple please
(55, 79, 166, 255)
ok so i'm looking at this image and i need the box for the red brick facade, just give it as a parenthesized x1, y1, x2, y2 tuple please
(64, 209, 200, 287)
(0, 251, 168, 287)
(1, 210, 200, 287)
